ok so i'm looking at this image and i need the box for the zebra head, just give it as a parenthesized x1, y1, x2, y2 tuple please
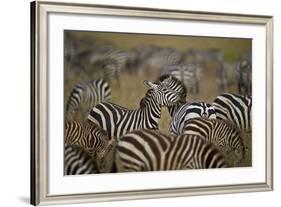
(158, 74, 187, 103)
(143, 79, 181, 107)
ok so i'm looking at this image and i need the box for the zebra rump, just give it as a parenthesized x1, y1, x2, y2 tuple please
(212, 93, 252, 132)
(183, 117, 246, 163)
(169, 102, 216, 135)
(116, 129, 228, 172)
(64, 144, 98, 175)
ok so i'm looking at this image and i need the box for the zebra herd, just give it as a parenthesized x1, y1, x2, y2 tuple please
(65, 33, 251, 96)
(64, 73, 252, 175)
(64, 33, 252, 175)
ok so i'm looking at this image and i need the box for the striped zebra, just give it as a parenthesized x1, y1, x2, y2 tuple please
(87, 76, 181, 140)
(212, 93, 252, 132)
(89, 49, 127, 86)
(116, 129, 228, 172)
(157, 74, 187, 117)
(169, 102, 216, 135)
(217, 62, 239, 92)
(238, 59, 252, 95)
(160, 63, 203, 94)
(183, 117, 246, 163)
(64, 144, 98, 175)
(64, 121, 115, 172)
(131, 46, 182, 75)
(66, 79, 111, 121)
(182, 48, 224, 67)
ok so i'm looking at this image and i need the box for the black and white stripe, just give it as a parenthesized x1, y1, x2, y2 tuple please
(116, 129, 228, 172)
(87, 77, 181, 140)
(64, 144, 98, 175)
(157, 75, 187, 117)
(90, 49, 127, 85)
(66, 79, 111, 120)
(64, 121, 110, 152)
(160, 63, 203, 94)
(217, 62, 239, 92)
(238, 58, 252, 95)
(129, 46, 183, 74)
(183, 117, 246, 163)
(64, 121, 115, 172)
(169, 102, 216, 135)
(182, 48, 224, 66)
(212, 93, 252, 132)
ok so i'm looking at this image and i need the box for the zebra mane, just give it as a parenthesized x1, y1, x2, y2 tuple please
(139, 89, 154, 108)
(157, 74, 187, 101)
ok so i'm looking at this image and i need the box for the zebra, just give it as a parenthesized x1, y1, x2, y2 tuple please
(182, 48, 224, 67)
(217, 62, 240, 92)
(156, 74, 187, 117)
(64, 121, 115, 173)
(169, 102, 216, 135)
(115, 129, 228, 172)
(87, 76, 181, 140)
(64, 144, 98, 175)
(238, 59, 252, 95)
(128, 46, 182, 75)
(182, 117, 246, 164)
(89, 49, 127, 86)
(66, 79, 111, 121)
(160, 63, 203, 94)
(212, 93, 252, 132)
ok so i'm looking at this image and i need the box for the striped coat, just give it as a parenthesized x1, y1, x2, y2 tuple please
(87, 77, 181, 140)
(116, 129, 228, 172)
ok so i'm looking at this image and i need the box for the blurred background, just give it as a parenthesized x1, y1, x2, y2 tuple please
(64, 30, 251, 129)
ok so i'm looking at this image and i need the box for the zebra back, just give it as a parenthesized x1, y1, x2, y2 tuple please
(169, 102, 216, 135)
(64, 121, 85, 145)
(238, 59, 252, 95)
(116, 129, 227, 172)
(64, 144, 98, 175)
(160, 64, 203, 94)
(183, 117, 245, 162)
(213, 93, 252, 132)
(66, 79, 111, 120)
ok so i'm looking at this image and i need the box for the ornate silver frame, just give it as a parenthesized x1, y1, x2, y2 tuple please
(30, 0, 273, 205)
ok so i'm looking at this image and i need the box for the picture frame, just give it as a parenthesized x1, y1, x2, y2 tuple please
(30, 0, 273, 205)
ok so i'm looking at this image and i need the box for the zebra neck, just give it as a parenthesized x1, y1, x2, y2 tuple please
(140, 96, 162, 128)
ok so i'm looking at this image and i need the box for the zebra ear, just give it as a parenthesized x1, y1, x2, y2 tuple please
(143, 80, 157, 89)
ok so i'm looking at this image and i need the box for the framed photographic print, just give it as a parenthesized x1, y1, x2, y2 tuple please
(30, 0, 273, 205)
